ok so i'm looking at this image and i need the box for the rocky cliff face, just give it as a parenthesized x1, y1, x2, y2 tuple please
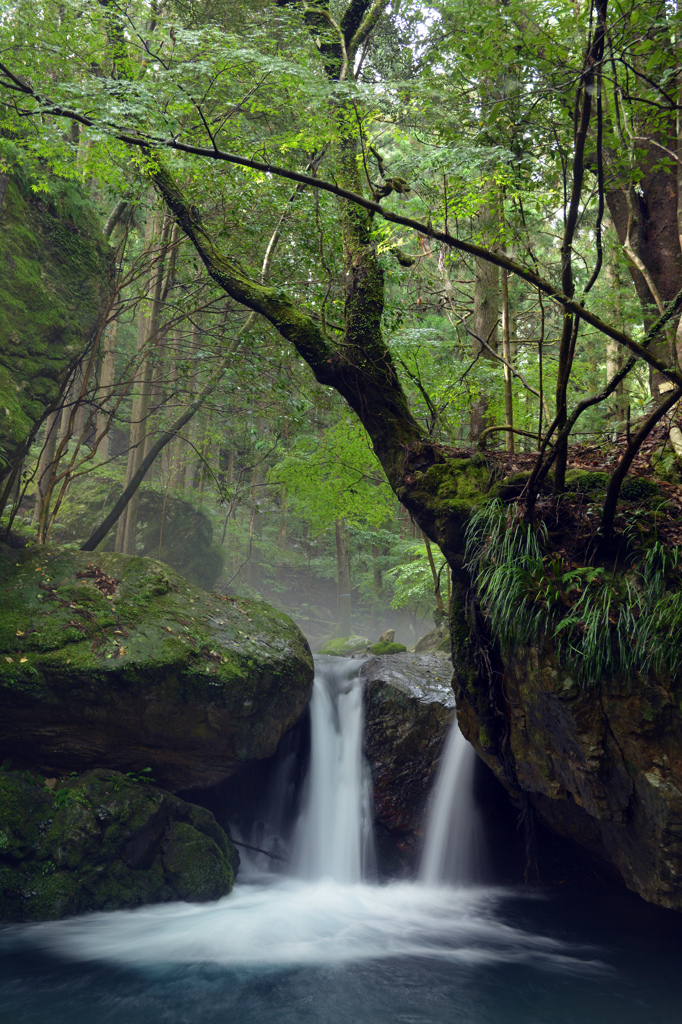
(362, 653, 455, 871)
(0, 172, 111, 472)
(392, 451, 682, 912)
(457, 641, 682, 910)
(0, 545, 313, 790)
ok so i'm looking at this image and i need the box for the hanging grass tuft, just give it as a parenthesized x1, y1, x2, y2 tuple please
(464, 501, 682, 687)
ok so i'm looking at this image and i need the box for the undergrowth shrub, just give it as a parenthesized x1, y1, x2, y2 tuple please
(464, 501, 682, 686)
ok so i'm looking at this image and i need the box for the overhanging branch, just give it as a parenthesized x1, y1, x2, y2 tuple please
(2, 61, 682, 384)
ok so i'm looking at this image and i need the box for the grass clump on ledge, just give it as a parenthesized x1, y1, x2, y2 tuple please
(464, 500, 682, 686)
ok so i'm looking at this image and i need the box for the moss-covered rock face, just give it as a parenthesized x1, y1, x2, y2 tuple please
(0, 173, 111, 470)
(456, 644, 682, 912)
(0, 766, 238, 922)
(362, 654, 455, 873)
(318, 636, 369, 656)
(0, 545, 313, 790)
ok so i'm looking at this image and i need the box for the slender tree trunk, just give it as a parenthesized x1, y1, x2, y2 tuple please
(32, 411, 60, 525)
(470, 221, 500, 440)
(423, 532, 445, 614)
(96, 317, 118, 462)
(501, 266, 514, 452)
(278, 491, 287, 547)
(183, 413, 198, 491)
(119, 207, 170, 554)
(59, 377, 76, 441)
(372, 542, 382, 596)
(335, 518, 351, 636)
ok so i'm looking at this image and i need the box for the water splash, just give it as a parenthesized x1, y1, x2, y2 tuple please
(292, 657, 375, 882)
(420, 715, 487, 885)
(12, 881, 604, 973)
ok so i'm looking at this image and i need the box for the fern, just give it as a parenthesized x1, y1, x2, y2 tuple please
(465, 502, 682, 687)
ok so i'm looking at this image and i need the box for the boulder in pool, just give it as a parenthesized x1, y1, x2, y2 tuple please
(362, 654, 455, 871)
(0, 767, 238, 921)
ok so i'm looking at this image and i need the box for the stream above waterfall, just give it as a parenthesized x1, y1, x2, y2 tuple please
(3, 656, 682, 1022)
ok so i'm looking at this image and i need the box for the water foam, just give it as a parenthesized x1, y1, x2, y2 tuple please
(15, 879, 603, 974)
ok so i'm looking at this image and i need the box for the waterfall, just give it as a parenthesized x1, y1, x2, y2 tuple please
(293, 656, 375, 883)
(419, 715, 486, 885)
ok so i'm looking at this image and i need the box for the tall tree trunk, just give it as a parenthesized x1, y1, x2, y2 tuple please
(372, 542, 382, 596)
(32, 411, 60, 525)
(423, 532, 445, 615)
(470, 212, 500, 440)
(335, 518, 351, 637)
(501, 266, 514, 452)
(96, 316, 118, 463)
(118, 206, 170, 554)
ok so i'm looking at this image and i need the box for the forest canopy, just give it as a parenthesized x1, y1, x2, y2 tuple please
(1, 0, 681, 643)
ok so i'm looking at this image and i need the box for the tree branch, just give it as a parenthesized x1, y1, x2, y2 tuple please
(4, 54, 682, 386)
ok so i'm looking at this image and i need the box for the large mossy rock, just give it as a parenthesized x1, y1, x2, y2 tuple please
(0, 545, 313, 789)
(362, 654, 455, 871)
(0, 767, 238, 922)
(0, 172, 111, 469)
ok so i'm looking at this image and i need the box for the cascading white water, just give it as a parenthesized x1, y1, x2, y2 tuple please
(419, 714, 486, 885)
(11, 658, 604, 999)
(292, 656, 375, 882)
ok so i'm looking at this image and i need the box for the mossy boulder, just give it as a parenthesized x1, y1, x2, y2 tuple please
(0, 767, 237, 922)
(0, 544, 313, 789)
(564, 469, 610, 494)
(412, 623, 450, 654)
(362, 654, 456, 873)
(368, 640, 407, 655)
(51, 475, 224, 589)
(318, 636, 370, 657)
(0, 171, 111, 470)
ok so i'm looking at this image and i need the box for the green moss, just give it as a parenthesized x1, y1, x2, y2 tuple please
(478, 725, 491, 749)
(318, 636, 369, 656)
(621, 477, 663, 502)
(409, 458, 490, 517)
(0, 174, 111, 467)
(369, 641, 407, 655)
(161, 822, 233, 901)
(564, 469, 610, 494)
(0, 767, 236, 921)
(21, 871, 80, 921)
(0, 545, 312, 708)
